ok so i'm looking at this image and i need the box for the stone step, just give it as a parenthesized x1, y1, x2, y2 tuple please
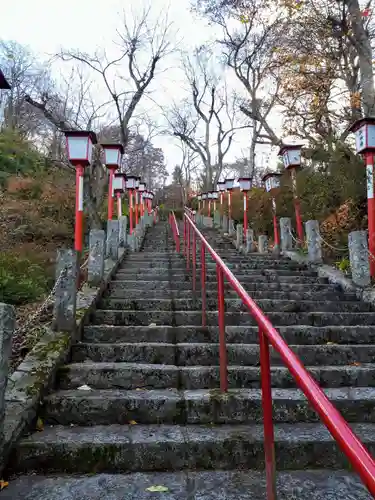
(58, 362, 375, 390)
(2, 470, 371, 500)
(43, 387, 375, 426)
(98, 298, 371, 314)
(71, 342, 375, 366)
(107, 279, 339, 293)
(103, 287, 356, 302)
(115, 268, 319, 278)
(111, 274, 327, 284)
(117, 262, 310, 271)
(11, 423, 375, 473)
(82, 324, 375, 345)
(90, 310, 375, 327)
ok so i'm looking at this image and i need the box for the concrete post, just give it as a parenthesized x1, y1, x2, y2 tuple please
(88, 229, 105, 287)
(222, 214, 228, 233)
(228, 219, 235, 236)
(53, 249, 77, 332)
(280, 217, 293, 251)
(119, 216, 128, 247)
(349, 230, 371, 287)
(305, 220, 322, 263)
(245, 229, 255, 253)
(236, 224, 244, 250)
(258, 235, 269, 254)
(107, 220, 120, 260)
(0, 303, 15, 456)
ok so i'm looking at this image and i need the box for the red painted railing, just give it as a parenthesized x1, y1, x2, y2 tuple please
(169, 211, 180, 253)
(175, 210, 375, 499)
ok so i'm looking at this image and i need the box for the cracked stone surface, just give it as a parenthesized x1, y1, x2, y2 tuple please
(2, 470, 371, 499)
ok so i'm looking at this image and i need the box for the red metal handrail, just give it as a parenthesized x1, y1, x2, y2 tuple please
(180, 210, 375, 499)
(169, 211, 180, 253)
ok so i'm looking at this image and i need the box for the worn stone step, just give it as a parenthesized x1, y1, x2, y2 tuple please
(104, 287, 357, 302)
(108, 279, 334, 292)
(112, 274, 328, 284)
(117, 262, 310, 271)
(90, 310, 375, 327)
(2, 470, 371, 500)
(71, 342, 375, 367)
(114, 268, 319, 279)
(11, 422, 375, 473)
(82, 324, 375, 345)
(43, 387, 375, 426)
(98, 298, 371, 314)
(58, 362, 375, 390)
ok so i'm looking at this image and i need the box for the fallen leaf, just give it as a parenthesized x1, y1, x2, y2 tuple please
(78, 384, 92, 391)
(0, 480, 9, 490)
(350, 362, 361, 366)
(326, 342, 336, 345)
(36, 417, 44, 432)
(145, 485, 169, 492)
(129, 420, 137, 425)
(149, 323, 156, 327)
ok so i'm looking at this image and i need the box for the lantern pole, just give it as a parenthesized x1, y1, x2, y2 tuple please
(243, 191, 248, 237)
(262, 172, 282, 253)
(129, 189, 134, 234)
(75, 165, 84, 252)
(135, 189, 139, 226)
(107, 167, 116, 220)
(208, 194, 212, 218)
(272, 197, 280, 250)
(290, 168, 304, 243)
(64, 130, 97, 254)
(278, 145, 304, 244)
(349, 118, 375, 278)
(366, 151, 375, 277)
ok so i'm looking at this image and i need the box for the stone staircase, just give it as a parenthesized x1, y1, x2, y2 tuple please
(3, 221, 375, 498)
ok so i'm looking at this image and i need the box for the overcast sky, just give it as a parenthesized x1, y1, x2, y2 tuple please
(2, 0, 282, 179)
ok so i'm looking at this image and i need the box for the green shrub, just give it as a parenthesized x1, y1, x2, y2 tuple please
(0, 252, 50, 305)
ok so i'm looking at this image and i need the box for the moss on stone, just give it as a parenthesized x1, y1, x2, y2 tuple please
(208, 388, 231, 402)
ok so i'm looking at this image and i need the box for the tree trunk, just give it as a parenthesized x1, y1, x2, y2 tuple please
(347, 0, 375, 115)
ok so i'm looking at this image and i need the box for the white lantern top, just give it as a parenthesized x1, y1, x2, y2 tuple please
(64, 130, 97, 167)
(201, 193, 208, 200)
(207, 192, 213, 199)
(225, 178, 235, 190)
(197, 194, 202, 200)
(262, 172, 282, 192)
(278, 144, 303, 169)
(113, 173, 125, 194)
(349, 117, 375, 154)
(217, 181, 226, 192)
(101, 143, 124, 169)
(238, 177, 252, 192)
(135, 177, 140, 189)
(149, 191, 154, 199)
(211, 191, 219, 199)
(126, 175, 138, 189)
(138, 182, 146, 193)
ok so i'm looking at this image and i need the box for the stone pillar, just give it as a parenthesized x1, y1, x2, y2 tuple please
(221, 215, 228, 233)
(305, 220, 322, 263)
(119, 216, 128, 247)
(0, 303, 15, 456)
(106, 220, 120, 260)
(349, 230, 371, 287)
(128, 233, 137, 252)
(228, 219, 235, 236)
(53, 249, 77, 331)
(245, 229, 255, 253)
(236, 224, 244, 249)
(280, 217, 293, 251)
(88, 229, 105, 287)
(258, 235, 269, 254)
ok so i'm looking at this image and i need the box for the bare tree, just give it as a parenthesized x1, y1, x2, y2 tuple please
(167, 48, 249, 190)
(60, 7, 173, 148)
